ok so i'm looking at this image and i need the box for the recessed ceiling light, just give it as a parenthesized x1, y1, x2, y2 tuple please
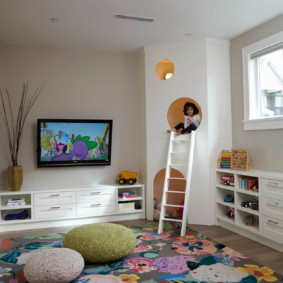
(49, 18, 59, 22)
(115, 14, 154, 22)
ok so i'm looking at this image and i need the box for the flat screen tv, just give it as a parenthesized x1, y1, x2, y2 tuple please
(37, 119, 112, 167)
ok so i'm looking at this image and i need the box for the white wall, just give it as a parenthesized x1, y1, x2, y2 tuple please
(206, 39, 232, 224)
(0, 39, 232, 226)
(143, 39, 232, 225)
(137, 51, 147, 186)
(0, 44, 140, 190)
(230, 15, 283, 172)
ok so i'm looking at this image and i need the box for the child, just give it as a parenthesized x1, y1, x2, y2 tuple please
(168, 102, 201, 135)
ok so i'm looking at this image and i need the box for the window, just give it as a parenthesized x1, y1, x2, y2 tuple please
(242, 31, 283, 130)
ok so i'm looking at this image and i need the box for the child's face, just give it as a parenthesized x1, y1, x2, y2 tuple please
(186, 106, 194, 116)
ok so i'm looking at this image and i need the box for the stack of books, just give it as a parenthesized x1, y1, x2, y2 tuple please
(7, 198, 26, 206)
(119, 191, 137, 198)
(239, 177, 258, 192)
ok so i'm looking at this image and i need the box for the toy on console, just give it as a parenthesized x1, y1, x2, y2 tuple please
(226, 207, 234, 218)
(4, 209, 28, 221)
(117, 171, 137, 185)
(224, 194, 234, 203)
(241, 199, 258, 210)
(221, 175, 234, 186)
(153, 199, 178, 220)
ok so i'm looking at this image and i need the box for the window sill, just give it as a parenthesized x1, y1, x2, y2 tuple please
(243, 117, 283, 131)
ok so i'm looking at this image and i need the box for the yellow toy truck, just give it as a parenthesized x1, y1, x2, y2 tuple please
(118, 171, 137, 185)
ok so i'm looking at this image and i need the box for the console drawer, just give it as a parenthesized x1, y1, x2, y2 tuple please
(261, 215, 283, 244)
(261, 178, 283, 200)
(34, 204, 76, 219)
(34, 192, 76, 206)
(261, 197, 283, 220)
(77, 189, 115, 203)
(76, 201, 115, 216)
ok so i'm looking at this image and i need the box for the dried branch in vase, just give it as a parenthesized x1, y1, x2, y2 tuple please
(0, 82, 43, 166)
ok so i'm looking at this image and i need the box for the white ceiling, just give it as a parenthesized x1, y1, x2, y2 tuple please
(0, 0, 283, 53)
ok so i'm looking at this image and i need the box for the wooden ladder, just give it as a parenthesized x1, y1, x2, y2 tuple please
(158, 130, 196, 236)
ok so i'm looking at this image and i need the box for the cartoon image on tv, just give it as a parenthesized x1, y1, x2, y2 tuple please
(40, 122, 110, 162)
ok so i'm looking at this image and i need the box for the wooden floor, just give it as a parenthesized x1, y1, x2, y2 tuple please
(189, 223, 283, 277)
(1, 220, 282, 277)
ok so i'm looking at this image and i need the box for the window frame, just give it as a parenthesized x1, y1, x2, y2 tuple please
(242, 31, 283, 131)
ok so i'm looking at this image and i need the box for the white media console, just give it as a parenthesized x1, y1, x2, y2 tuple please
(0, 184, 145, 232)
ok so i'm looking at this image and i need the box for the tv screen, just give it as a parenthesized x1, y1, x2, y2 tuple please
(37, 119, 112, 167)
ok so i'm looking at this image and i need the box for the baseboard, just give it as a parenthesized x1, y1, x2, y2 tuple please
(0, 213, 144, 232)
(217, 219, 283, 253)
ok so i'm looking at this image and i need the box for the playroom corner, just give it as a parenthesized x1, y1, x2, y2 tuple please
(0, 34, 283, 282)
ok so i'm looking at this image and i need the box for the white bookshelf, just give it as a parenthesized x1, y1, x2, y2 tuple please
(215, 168, 283, 252)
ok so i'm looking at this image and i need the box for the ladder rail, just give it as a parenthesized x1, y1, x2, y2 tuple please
(181, 130, 196, 236)
(158, 131, 174, 234)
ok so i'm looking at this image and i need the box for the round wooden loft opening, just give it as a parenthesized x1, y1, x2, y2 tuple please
(155, 59, 174, 80)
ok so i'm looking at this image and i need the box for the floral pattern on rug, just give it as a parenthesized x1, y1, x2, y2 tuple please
(0, 223, 281, 283)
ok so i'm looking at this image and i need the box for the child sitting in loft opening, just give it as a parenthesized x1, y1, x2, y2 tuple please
(167, 102, 201, 135)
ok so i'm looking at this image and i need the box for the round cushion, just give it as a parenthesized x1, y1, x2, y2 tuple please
(63, 223, 136, 263)
(24, 247, 84, 283)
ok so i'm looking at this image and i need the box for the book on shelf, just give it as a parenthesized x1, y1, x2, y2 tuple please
(239, 177, 258, 191)
(119, 191, 136, 197)
(7, 198, 26, 206)
(120, 191, 135, 194)
(120, 194, 137, 198)
(7, 202, 26, 206)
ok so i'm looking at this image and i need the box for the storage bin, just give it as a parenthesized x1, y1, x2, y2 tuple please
(118, 202, 135, 212)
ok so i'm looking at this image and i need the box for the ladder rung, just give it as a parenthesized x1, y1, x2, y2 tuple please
(168, 177, 186, 180)
(169, 164, 187, 167)
(161, 217, 183, 222)
(165, 190, 185, 194)
(173, 136, 190, 141)
(164, 204, 184, 208)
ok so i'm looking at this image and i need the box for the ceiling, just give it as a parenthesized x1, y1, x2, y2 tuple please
(0, 0, 283, 53)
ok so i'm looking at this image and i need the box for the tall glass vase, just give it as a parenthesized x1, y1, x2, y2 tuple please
(8, 165, 23, 191)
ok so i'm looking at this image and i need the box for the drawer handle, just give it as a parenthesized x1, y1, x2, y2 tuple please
(267, 201, 279, 206)
(268, 220, 279, 225)
(90, 192, 101, 195)
(49, 194, 60, 197)
(268, 182, 279, 186)
(91, 204, 102, 207)
(50, 206, 61, 209)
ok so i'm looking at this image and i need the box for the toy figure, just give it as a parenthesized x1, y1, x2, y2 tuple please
(241, 199, 258, 210)
(153, 199, 178, 220)
(224, 194, 234, 202)
(221, 175, 234, 186)
(4, 209, 28, 221)
(226, 207, 234, 218)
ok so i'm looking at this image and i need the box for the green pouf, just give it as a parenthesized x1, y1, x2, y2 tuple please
(63, 223, 136, 263)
